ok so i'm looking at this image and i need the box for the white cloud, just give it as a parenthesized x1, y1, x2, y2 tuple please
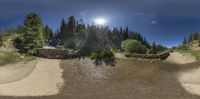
(151, 20, 157, 24)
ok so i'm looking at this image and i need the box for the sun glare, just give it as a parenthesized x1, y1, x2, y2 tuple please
(94, 18, 106, 25)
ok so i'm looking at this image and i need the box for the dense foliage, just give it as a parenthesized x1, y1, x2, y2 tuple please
(121, 39, 147, 54)
(187, 32, 200, 43)
(44, 25, 53, 40)
(89, 50, 114, 60)
(180, 32, 200, 49)
(21, 13, 45, 55)
(150, 42, 167, 54)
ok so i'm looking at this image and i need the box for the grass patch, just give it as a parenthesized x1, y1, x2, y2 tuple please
(0, 52, 20, 65)
(177, 49, 200, 60)
(0, 52, 35, 66)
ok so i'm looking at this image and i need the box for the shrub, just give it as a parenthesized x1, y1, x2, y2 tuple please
(0, 52, 19, 65)
(27, 49, 38, 56)
(89, 52, 99, 60)
(57, 45, 65, 49)
(121, 39, 147, 54)
(89, 50, 114, 60)
(102, 50, 114, 58)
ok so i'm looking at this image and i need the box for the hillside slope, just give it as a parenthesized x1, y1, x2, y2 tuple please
(0, 34, 18, 52)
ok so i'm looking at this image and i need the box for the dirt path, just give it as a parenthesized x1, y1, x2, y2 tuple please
(164, 52, 196, 64)
(0, 58, 64, 96)
(0, 60, 37, 84)
(164, 52, 200, 96)
(178, 64, 200, 96)
(58, 59, 199, 99)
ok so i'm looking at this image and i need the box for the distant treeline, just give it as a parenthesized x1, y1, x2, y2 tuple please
(182, 32, 200, 45)
(0, 13, 167, 57)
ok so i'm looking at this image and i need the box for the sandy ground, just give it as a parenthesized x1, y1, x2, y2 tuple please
(57, 59, 200, 99)
(0, 60, 37, 84)
(0, 58, 64, 96)
(0, 54, 200, 98)
(115, 53, 127, 59)
(164, 52, 200, 96)
(178, 65, 200, 96)
(164, 52, 196, 64)
(0, 58, 199, 99)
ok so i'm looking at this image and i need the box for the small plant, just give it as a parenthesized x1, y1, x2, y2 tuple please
(0, 52, 20, 65)
(89, 50, 114, 60)
(57, 45, 65, 49)
(27, 49, 38, 56)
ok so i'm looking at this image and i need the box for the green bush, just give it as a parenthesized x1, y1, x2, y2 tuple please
(57, 45, 65, 49)
(0, 52, 19, 65)
(89, 50, 114, 60)
(89, 52, 99, 60)
(121, 39, 147, 54)
(27, 49, 38, 56)
(102, 50, 114, 58)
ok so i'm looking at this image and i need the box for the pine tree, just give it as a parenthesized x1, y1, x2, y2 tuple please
(22, 13, 45, 55)
(151, 42, 157, 54)
(124, 27, 129, 40)
(59, 19, 67, 40)
(67, 16, 76, 37)
(183, 37, 187, 45)
(44, 25, 53, 40)
(76, 19, 86, 33)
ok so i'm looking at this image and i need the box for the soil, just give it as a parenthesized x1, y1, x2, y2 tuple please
(164, 52, 196, 64)
(0, 53, 199, 99)
(0, 59, 64, 96)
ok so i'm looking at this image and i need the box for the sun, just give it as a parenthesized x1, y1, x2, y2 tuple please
(94, 18, 107, 25)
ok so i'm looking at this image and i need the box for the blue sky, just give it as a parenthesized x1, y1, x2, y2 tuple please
(1, 0, 200, 47)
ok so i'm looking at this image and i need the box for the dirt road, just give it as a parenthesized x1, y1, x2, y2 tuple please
(164, 52, 196, 64)
(165, 52, 200, 96)
(0, 58, 64, 96)
(0, 55, 199, 98)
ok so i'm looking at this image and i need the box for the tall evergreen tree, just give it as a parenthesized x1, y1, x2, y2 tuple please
(123, 27, 129, 40)
(21, 13, 45, 55)
(183, 37, 187, 45)
(44, 25, 53, 40)
(61, 16, 77, 49)
(76, 19, 86, 33)
(151, 42, 157, 54)
(59, 19, 67, 40)
(67, 16, 76, 37)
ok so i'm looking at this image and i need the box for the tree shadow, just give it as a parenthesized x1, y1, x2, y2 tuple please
(93, 57, 116, 66)
(77, 55, 116, 66)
